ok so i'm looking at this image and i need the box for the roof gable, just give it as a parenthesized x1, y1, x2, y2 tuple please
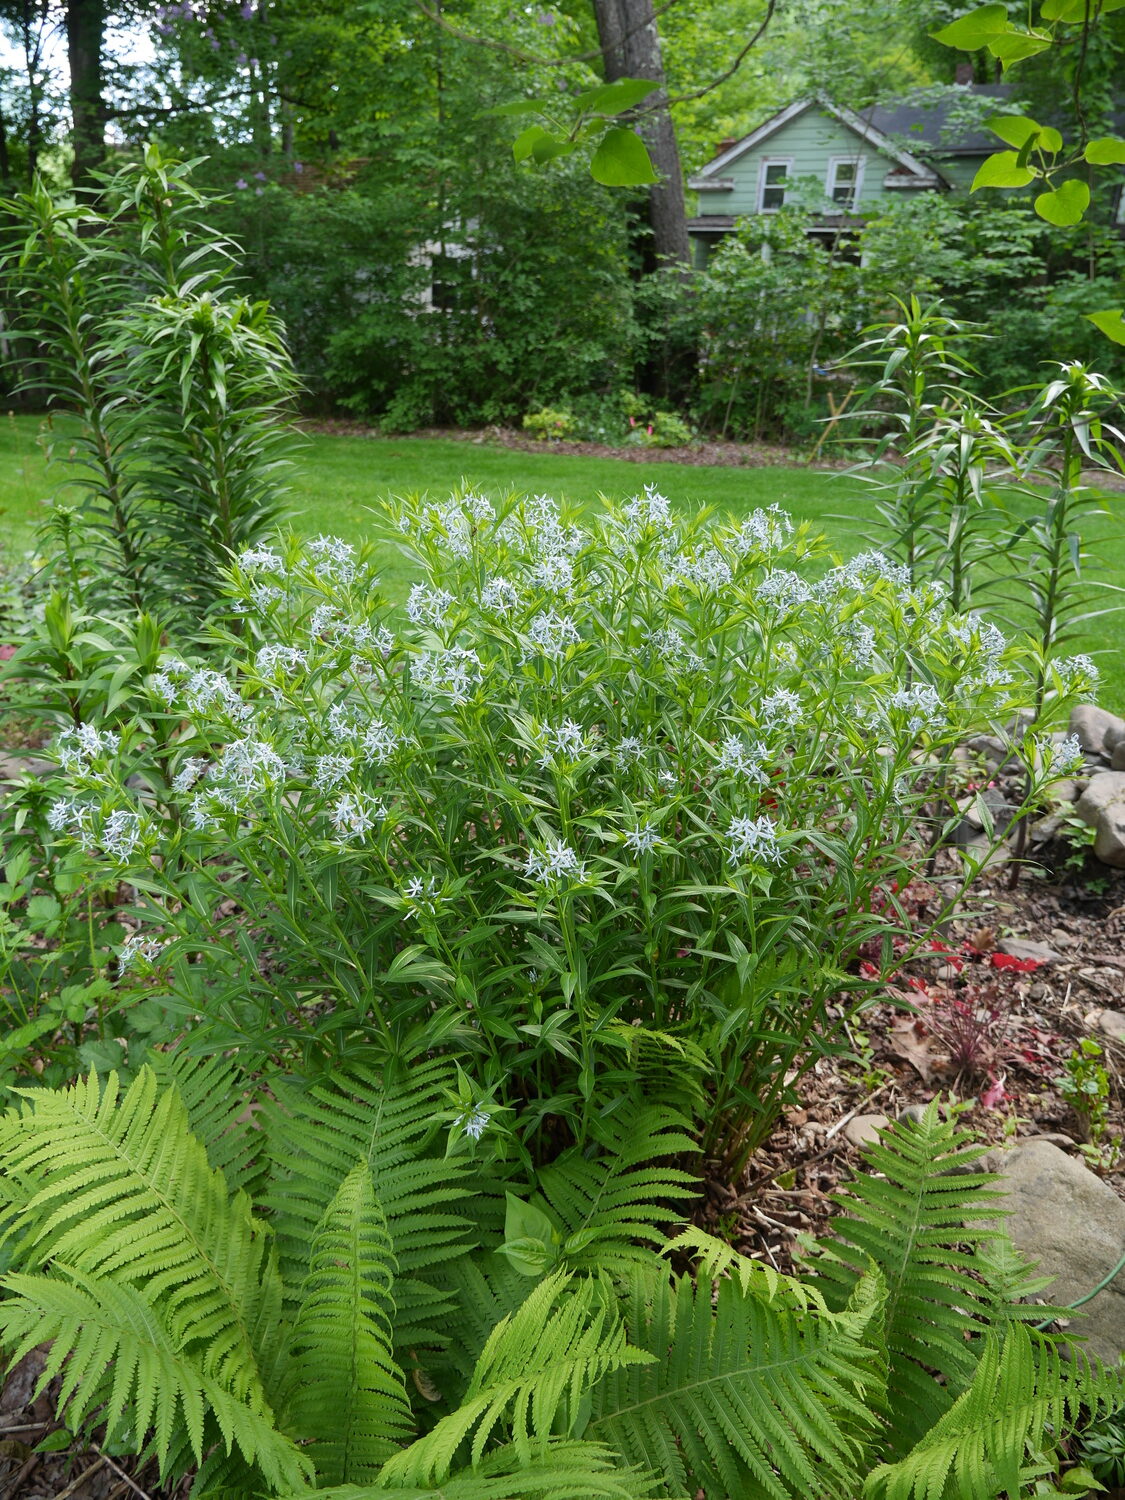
(690, 97, 943, 189)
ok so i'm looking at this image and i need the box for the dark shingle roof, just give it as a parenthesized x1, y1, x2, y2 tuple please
(868, 86, 1012, 155)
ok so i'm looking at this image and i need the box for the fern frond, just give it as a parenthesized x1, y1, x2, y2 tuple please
(534, 1105, 697, 1274)
(285, 1438, 657, 1498)
(807, 1102, 1007, 1455)
(663, 1226, 829, 1312)
(264, 1060, 476, 1345)
(380, 1271, 651, 1487)
(426, 1252, 544, 1411)
(588, 1265, 881, 1500)
(864, 1323, 1125, 1500)
(147, 1047, 264, 1194)
(289, 1160, 416, 1485)
(0, 1068, 278, 1409)
(0, 1267, 310, 1492)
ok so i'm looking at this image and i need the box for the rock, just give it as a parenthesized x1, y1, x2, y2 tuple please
(1030, 813, 1065, 844)
(1112, 741, 1125, 773)
(1045, 778, 1081, 804)
(898, 1103, 930, 1125)
(983, 1139, 1125, 1364)
(1026, 1132, 1078, 1152)
(0, 753, 54, 781)
(1099, 1010, 1125, 1042)
(1107, 723, 1125, 753)
(998, 937, 1061, 964)
(843, 1113, 889, 1149)
(1070, 704, 1125, 757)
(1075, 773, 1125, 868)
(964, 787, 1018, 832)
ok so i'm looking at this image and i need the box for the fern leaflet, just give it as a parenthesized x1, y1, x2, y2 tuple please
(289, 1160, 416, 1485)
(807, 1102, 1008, 1455)
(534, 1105, 697, 1274)
(864, 1323, 1125, 1500)
(381, 1271, 651, 1486)
(0, 1068, 278, 1409)
(588, 1265, 881, 1499)
(0, 1267, 310, 1491)
(264, 1060, 476, 1346)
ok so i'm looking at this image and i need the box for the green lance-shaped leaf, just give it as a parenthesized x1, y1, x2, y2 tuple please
(590, 128, 660, 187)
(930, 3, 1009, 48)
(288, 1160, 416, 1486)
(1035, 179, 1090, 226)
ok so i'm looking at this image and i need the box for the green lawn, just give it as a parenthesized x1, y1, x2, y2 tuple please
(3, 414, 1124, 709)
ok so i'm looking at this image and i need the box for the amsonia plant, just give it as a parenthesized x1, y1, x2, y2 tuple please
(40, 488, 1093, 1165)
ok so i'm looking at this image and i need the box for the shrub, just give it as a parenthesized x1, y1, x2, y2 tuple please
(41, 488, 1083, 1167)
(523, 407, 577, 441)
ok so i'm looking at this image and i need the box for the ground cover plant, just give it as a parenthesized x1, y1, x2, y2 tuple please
(0, 1063, 1120, 1499)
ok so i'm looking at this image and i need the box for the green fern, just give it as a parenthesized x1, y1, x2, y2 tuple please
(807, 1101, 1008, 1455)
(587, 1263, 883, 1499)
(148, 1046, 264, 1194)
(865, 1323, 1125, 1500)
(0, 1267, 310, 1491)
(289, 1161, 416, 1486)
(533, 1105, 697, 1274)
(381, 1271, 652, 1487)
(0, 1068, 278, 1409)
(263, 1060, 478, 1347)
(291, 1439, 658, 1498)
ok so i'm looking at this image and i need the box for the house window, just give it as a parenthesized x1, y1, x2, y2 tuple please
(759, 160, 791, 211)
(827, 156, 863, 209)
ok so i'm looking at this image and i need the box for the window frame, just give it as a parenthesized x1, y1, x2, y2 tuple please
(826, 154, 865, 210)
(757, 156, 794, 212)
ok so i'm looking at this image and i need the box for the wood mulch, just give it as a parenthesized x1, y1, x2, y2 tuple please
(708, 843, 1125, 1279)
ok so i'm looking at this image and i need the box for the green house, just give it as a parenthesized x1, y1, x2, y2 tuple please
(687, 90, 1008, 263)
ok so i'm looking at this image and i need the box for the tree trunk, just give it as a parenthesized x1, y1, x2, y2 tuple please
(66, 0, 106, 185)
(591, 0, 690, 267)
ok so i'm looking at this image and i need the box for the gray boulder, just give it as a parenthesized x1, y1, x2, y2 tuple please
(1112, 741, 1125, 773)
(1071, 704, 1125, 757)
(1075, 772, 1125, 868)
(984, 1138, 1125, 1364)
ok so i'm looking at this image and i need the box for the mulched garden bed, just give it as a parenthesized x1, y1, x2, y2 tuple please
(712, 847, 1125, 1278)
(295, 419, 851, 470)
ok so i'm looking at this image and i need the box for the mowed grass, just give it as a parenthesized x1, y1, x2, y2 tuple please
(3, 413, 1124, 708)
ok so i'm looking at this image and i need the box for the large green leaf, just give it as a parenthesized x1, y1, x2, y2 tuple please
(988, 29, 1051, 62)
(1034, 179, 1090, 225)
(1085, 136, 1125, 164)
(971, 151, 1035, 190)
(1085, 309, 1125, 344)
(590, 128, 659, 187)
(930, 4, 1009, 47)
(574, 78, 660, 116)
(987, 114, 1062, 152)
